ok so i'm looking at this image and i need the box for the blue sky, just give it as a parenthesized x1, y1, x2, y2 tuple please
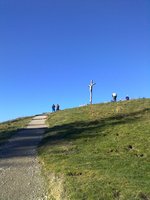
(0, 0, 150, 122)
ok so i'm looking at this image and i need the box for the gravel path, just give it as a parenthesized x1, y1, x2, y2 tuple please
(0, 115, 48, 200)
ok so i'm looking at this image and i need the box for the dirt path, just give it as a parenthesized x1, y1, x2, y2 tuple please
(0, 115, 48, 200)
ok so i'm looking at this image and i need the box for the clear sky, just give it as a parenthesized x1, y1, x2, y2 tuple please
(0, 0, 150, 122)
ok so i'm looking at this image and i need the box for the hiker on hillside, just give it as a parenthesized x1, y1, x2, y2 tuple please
(125, 95, 129, 100)
(112, 92, 117, 102)
(52, 104, 55, 112)
(56, 104, 60, 111)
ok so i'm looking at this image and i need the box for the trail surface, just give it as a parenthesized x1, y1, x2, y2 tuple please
(0, 115, 48, 200)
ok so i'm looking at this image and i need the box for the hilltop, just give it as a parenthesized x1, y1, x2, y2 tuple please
(0, 99, 149, 200)
(38, 98, 150, 200)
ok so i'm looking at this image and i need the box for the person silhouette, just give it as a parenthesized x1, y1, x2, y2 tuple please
(56, 104, 60, 111)
(112, 92, 117, 102)
(52, 104, 55, 112)
(126, 95, 129, 100)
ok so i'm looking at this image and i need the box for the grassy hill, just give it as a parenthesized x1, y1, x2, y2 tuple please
(0, 116, 32, 145)
(38, 98, 150, 200)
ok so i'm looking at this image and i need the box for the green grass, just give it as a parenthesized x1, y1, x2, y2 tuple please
(38, 99, 150, 200)
(0, 116, 33, 145)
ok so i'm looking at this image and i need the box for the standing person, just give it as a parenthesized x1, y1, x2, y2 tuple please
(52, 104, 55, 112)
(112, 92, 117, 102)
(56, 104, 60, 111)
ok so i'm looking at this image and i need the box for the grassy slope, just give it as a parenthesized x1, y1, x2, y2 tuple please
(38, 99, 150, 200)
(0, 116, 33, 145)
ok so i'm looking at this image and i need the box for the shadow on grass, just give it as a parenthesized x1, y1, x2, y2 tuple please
(39, 108, 150, 147)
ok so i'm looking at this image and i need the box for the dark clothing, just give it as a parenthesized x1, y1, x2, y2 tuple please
(112, 93, 117, 102)
(126, 96, 129, 100)
(56, 104, 60, 111)
(113, 96, 117, 102)
(52, 104, 55, 112)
